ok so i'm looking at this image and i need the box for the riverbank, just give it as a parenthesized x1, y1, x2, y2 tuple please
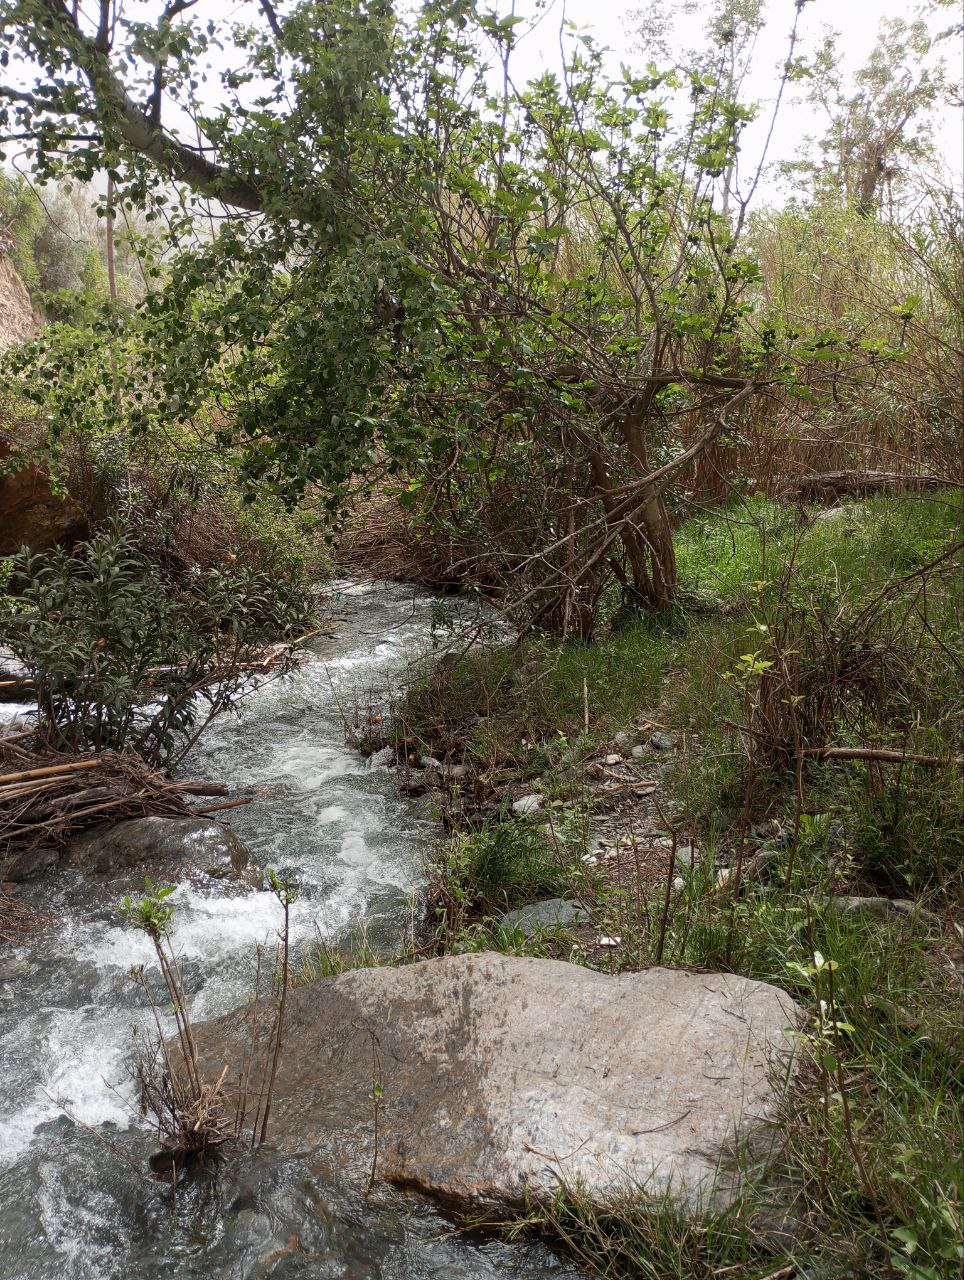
(359, 492, 963, 1279)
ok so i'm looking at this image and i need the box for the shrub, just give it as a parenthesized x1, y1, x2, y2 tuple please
(2, 523, 316, 765)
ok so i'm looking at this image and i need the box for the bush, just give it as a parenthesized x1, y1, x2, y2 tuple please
(2, 523, 317, 765)
(429, 819, 574, 926)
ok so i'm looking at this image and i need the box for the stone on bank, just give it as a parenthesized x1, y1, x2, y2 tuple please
(194, 951, 801, 1217)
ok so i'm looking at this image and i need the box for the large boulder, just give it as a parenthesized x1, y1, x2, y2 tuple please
(65, 816, 261, 888)
(194, 951, 800, 1216)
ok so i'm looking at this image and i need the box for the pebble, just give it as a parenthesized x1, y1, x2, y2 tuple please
(650, 731, 678, 751)
(631, 745, 646, 760)
(445, 764, 468, 781)
(829, 896, 941, 930)
(604, 753, 622, 766)
(419, 755, 443, 771)
(512, 794, 544, 815)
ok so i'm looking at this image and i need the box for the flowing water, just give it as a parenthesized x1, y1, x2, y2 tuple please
(0, 582, 572, 1280)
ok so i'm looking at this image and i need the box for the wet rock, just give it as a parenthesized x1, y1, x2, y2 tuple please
(828, 896, 941, 931)
(0, 442, 89, 556)
(650, 731, 678, 751)
(194, 952, 801, 1217)
(367, 746, 395, 769)
(511, 794, 543, 815)
(498, 897, 589, 937)
(65, 817, 261, 889)
(2, 842, 59, 882)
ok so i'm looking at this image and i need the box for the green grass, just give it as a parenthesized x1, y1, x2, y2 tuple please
(393, 492, 963, 1279)
(675, 491, 962, 607)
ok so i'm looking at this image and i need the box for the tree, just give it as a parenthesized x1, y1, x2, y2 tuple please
(792, 18, 947, 216)
(1, 1, 817, 635)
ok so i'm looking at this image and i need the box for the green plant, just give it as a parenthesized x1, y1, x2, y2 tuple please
(121, 880, 231, 1170)
(429, 819, 576, 930)
(1, 523, 313, 765)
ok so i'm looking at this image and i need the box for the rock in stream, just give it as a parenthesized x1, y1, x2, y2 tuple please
(194, 950, 801, 1217)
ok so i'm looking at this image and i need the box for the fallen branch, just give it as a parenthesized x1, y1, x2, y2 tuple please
(802, 746, 962, 767)
(776, 470, 949, 502)
(0, 749, 248, 856)
(195, 796, 253, 815)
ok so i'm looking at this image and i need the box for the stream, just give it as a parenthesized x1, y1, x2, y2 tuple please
(0, 582, 572, 1280)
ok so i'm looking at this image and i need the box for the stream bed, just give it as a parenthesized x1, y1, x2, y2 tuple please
(0, 582, 572, 1279)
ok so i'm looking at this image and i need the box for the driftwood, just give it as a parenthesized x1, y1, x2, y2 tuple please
(776, 470, 948, 503)
(802, 745, 963, 768)
(0, 744, 240, 858)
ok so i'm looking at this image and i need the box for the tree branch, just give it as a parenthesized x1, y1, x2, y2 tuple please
(258, 0, 283, 41)
(37, 0, 263, 211)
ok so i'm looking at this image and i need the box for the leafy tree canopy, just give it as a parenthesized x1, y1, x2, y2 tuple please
(0, 1, 902, 631)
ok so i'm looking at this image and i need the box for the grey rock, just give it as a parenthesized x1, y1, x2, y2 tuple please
(511, 794, 543, 815)
(65, 817, 261, 889)
(194, 952, 801, 1217)
(829, 896, 941, 931)
(613, 731, 634, 753)
(814, 504, 865, 524)
(444, 763, 468, 781)
(650, 731, 678, 751)
(709, 806, 740, 831)
(367, 746, 395, 769)
(0, 983, 13, 1003)
(673, 876, 685, 891)
(673, 840, 702, 870)
(499, 897, 589, 937)
(631, 744, 647, 760)
(419, 755, 443, 772)
(2, 842, 59, 882)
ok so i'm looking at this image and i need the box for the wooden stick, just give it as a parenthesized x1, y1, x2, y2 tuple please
(168, 781, 230, 797)
(802, 746, 962, 767)
(6, 791, 153, 837)
(0, 759, 100, 786)
(195, 796, 253, 815)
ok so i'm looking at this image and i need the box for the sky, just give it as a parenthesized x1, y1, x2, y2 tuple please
(4, 0, 962, 209)
(493, 0, 963, 197)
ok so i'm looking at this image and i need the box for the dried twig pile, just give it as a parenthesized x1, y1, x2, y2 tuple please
(0, 889, 49, 943)
(0, 737, 235, 858)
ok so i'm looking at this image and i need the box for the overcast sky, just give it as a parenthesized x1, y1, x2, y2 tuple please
(5, 0, 962, 208)
(494, 0, 963, 196)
